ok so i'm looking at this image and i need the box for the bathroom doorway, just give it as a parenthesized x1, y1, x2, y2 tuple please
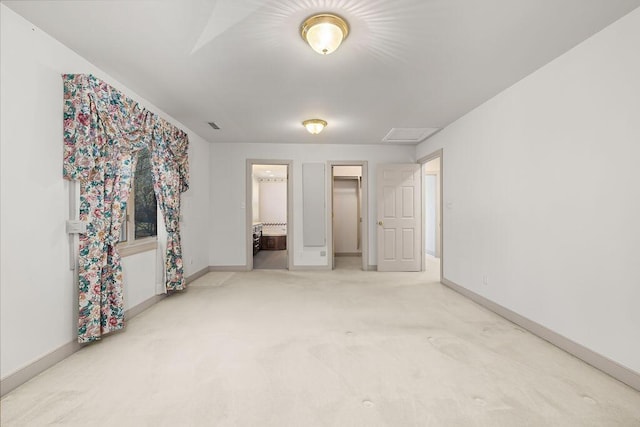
(328, 162, 368, 271)
(246, 160, 293, 270)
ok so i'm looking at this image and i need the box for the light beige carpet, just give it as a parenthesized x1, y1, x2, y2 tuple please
(2, 263, 639, 426)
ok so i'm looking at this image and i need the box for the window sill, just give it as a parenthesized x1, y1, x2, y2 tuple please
(117, 238, 158, 258)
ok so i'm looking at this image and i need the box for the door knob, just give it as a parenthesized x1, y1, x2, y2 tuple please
(378, 221, 383, 226)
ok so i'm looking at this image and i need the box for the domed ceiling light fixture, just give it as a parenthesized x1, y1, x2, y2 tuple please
(300, 13, 349, 55)
(302, 119, 327, 134)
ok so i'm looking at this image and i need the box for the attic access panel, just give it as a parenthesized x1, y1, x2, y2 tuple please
(382, 128, 439, 144)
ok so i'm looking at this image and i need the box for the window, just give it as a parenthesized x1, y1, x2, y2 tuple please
(118, 147, 158, 256)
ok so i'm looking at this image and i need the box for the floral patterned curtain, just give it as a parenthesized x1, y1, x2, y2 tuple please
(149, 119, 190, 291)
(63, 74, 189, 343)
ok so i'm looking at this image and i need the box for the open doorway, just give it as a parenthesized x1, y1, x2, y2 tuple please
(419, 150, 443, 279)
(328, 162, 368, 271)
(246, 160, 293, 270)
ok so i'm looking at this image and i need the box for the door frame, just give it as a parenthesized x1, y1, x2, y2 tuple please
(417, 149, 443, 281)
(246, 159, 294, 271)
(327, 161, 369, 271)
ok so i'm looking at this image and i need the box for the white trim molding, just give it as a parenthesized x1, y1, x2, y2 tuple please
(0, 341, 81, 397)
(209, 265, 251, 272)
(185, 266, 210, 283)
(288, 265, 333, 271)
(1, 292, 170, 397)
(441, 277, 640, 392)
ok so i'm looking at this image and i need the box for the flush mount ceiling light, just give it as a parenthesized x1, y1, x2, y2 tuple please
(302, 119, 327, 134)
(300, 13, 349, 55)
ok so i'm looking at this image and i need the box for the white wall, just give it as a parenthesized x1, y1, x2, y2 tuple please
(333, 166, 363, 177)
(416, 8, 640, 372)
(333, 179, 361, 253)
(210, 143, 415, 267)
(0, 5, 210, 379)
(179, 131, 211, 278)
(332, 166, 363, 254)
(424, 175, 437, 257)
(122, 252, 157, 309)
(258, 180, 287, 223)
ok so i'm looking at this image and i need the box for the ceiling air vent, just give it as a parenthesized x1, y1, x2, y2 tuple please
(382, 127, 439, 144)
(208, 121, 220, 130)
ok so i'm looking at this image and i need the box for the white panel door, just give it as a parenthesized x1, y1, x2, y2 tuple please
(377, 164, 422, 271)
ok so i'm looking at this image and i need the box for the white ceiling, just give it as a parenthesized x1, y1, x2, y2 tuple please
(4, 0, 640, 145)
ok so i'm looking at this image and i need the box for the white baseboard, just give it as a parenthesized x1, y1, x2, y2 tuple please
(441, 277, 640, 392)
(185, 266, 210, 283)
(125, 294, 166, 319)
(289, 265, 332, 271)
(0, 340, 81, 397)
(1, 293, 166, 397)
(2, 267, 217, 397)
(210, 264, 371, 272)
(209, 265, 250, 272)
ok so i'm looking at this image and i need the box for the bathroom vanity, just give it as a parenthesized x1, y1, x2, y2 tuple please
(261, 234, 286, 250)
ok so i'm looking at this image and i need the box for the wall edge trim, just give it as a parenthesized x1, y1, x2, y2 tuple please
(185, 266, 210, 284)
(125, 294, 166, 320)
(441, 277, 640, 392)
(0, 340, 81, 397)
(0, 294, 166, 397)
(289, 265, 331, 271)
(209, 265, 251, 272)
